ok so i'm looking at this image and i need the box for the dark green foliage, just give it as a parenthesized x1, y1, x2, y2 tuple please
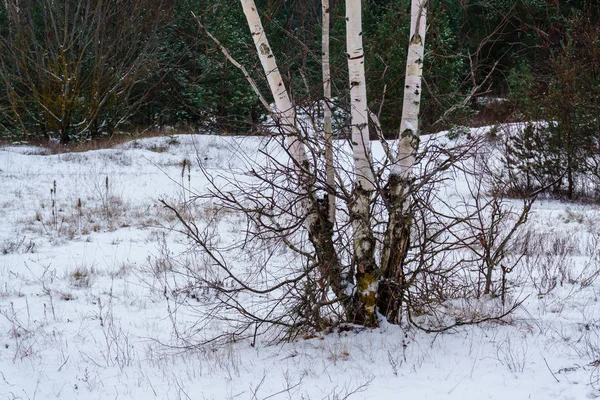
(131, 0, 264, 133)
(0, 0, 598, 143)
(503, 123, 561, 197)
(503, 8, 600, 200)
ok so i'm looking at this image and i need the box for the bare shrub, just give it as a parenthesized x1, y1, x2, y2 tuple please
(0, 236, 35, 255)
(159, 124, 532, 346)
(496, 335, 528, 373)
(0, 301, 37, 361)
(68, 265, 96, 289)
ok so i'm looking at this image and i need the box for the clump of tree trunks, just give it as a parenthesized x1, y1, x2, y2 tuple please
(163, 0, 534, 346)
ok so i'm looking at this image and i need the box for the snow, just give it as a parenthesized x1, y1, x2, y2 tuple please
(1, 131, 599, 399)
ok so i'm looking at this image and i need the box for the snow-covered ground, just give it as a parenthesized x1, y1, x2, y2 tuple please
(1, 132, 599, 399)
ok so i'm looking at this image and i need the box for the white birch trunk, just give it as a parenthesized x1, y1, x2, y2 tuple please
(346, 0, 374, 191)
(377, 0, 427, 323)
(346, 0, 377, 325)
(393, 0, 427, 181)
(239, 0, 308, 169)
(322, 0, 335, 223)
(240, 0, 348, 303)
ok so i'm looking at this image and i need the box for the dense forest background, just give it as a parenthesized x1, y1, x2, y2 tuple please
(0, 0, 598, 147)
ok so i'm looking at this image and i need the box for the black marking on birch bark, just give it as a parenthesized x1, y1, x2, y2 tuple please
(410, 34, 422, 45)
(259, 43, 270, 55)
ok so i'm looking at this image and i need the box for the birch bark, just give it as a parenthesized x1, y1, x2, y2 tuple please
(239, 0, 345, 305)
(395, 0, 427, 180)
(322, 0, 335, 223)
(346, 0, 377, 326)
(239, 0, 308, 169)
(346, 0, 374, 191)
(378, 0, 427, 323)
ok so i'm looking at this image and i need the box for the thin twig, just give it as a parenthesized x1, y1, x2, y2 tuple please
(543, 356, 560, 383)
(192, 11, 273, 114)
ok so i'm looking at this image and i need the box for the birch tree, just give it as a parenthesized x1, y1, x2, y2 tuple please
(238, 0, 346, 313)
(221, 0, 381, 326)
(345, 0, 378, 325)
(378, 0, 427, 322)
(322, 0, 335, 224)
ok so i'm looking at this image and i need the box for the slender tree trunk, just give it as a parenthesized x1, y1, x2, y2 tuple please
(322, 0, 335, 224)
(379, 0, 427, 323)
(239, 0, 346, 308)
(346, 0, 377, 326)
(397, 0, 427, 179)
(240, 0, 303, 159)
